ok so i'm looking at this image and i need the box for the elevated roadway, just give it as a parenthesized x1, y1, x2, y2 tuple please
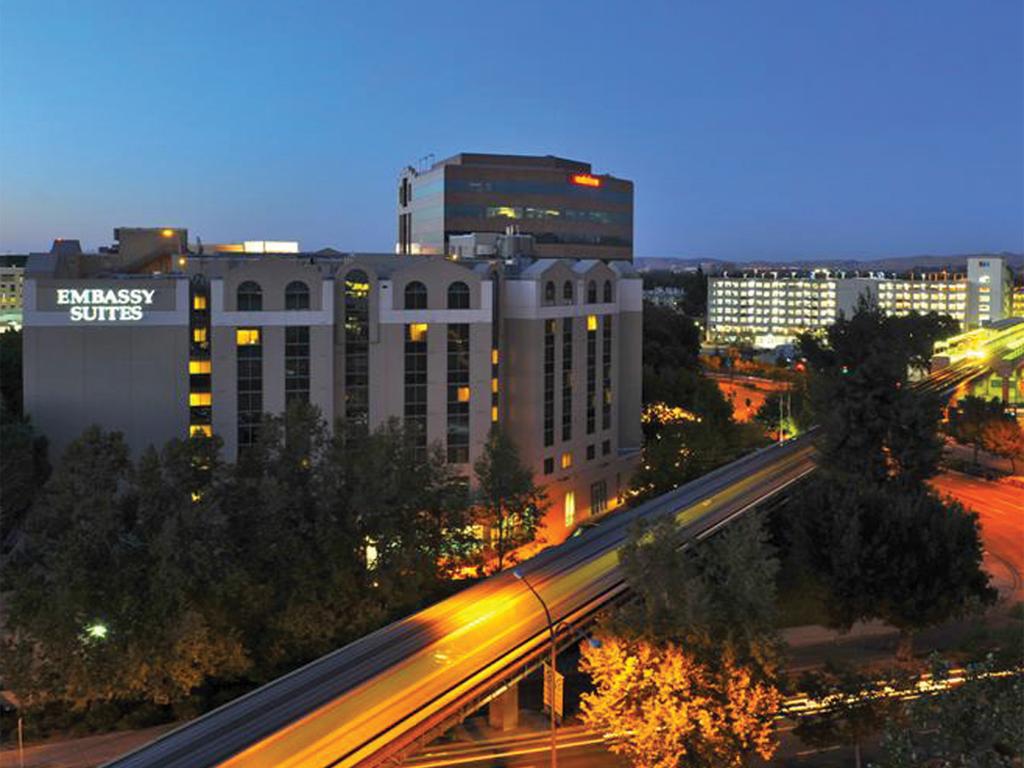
(108, 325, 1021, 768)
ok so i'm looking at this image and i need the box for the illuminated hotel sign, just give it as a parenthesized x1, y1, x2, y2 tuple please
(56, 288, 156, 321)
(570, 173, 602, 188)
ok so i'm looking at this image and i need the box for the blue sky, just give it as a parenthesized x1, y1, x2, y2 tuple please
(1, 0, 1021, 259)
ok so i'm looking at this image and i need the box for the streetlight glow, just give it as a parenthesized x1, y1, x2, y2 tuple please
(85, 622, 109, 640)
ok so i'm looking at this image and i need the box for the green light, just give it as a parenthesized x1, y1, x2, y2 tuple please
(85, 622, 109, 640)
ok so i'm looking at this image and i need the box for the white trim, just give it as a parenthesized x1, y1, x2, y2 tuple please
(378, 280, 493, 324)
(210, 279, 335, 326)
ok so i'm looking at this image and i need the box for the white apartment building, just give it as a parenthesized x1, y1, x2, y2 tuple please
(707, 257, 1013, 348)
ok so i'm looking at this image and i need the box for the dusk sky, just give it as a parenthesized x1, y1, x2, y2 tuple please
(1, 0, 1021, 260)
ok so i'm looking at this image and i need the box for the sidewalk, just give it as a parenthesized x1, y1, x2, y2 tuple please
(0, 724, 175, 768)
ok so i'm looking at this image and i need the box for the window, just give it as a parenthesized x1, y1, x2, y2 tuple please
(190, 425, 212, 438)
(544, 281, 556, 306)
(344, 270, 370, 429)
(285, 326, 310, 404)
(602, 439, 611, 456)
(544, 457, 554, 475)
(405, 281, 428, 310)
(193, 328, 207, 343)
(405, 323, 428, 451)
(237, 327, 263, 448)
(447, 323, 470, 463)
(590, 480, 608, 516)
(448, 281, 470, 309)
(587, 444, 595, 460)
(563, 280, 574, 303)
(602, 316, 612, 430)
(544, 319, 556, 447)
(561, 451, 573, 470)
(587, 280, 597, 304)
(237, 281, 262, 311)
(189, 359, 211, 374)
(193, 295, 207, 310)
(189, 392, 212, 407)
(603, 280, 613, 303)
(587, 316, 597, 434)
(285, 281, 310, 310)
(562, 318, 573, 441)
(564, 491, 576, 529)
(236, 328, 260, 345)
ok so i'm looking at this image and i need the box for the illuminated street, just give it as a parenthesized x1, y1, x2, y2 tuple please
(930, 472, 1024, 598)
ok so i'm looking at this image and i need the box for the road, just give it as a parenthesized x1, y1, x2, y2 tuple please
(930, 471, 1024, 599)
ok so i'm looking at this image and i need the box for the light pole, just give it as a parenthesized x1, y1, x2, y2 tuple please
(513, 567, 558, 768)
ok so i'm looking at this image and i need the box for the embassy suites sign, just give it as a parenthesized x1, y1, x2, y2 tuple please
(56, 288, 158, 322)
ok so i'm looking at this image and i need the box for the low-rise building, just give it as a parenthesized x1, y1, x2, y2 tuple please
(707, 257, 1013, 348)
(0, 254, 27, 332)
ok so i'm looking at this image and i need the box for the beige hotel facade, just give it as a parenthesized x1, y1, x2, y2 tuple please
(23, 227, 642, 540)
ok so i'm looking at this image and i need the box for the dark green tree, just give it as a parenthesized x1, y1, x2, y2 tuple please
(473, 427, 546, 572)
(793, 481, 996, 660)
(0, 328, 23, 416)
(799, 299, 949, 489)
(642, 301, 702, 374)
(0, 406, 50, 542)
(616, 512, 781, 670)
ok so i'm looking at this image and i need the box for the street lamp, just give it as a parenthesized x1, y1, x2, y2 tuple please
(513, 567, 558, 768)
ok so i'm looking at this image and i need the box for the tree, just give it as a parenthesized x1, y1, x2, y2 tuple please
(643, 301, 702, 374)
(617, 514, 781, 668)
(579, 636, 780, 768)
(0, 406, 50, 543)
(948, 395, 1009, 464)
(578, 514, 783, 767)
(878, 655, 1023, 767)
(3, 427, 248, 710)
(0, 328, 23, 416)
(473, 428, 546, 572)
(799, 299, 950, 488)
(981, 418, 1024, 473)
(792, 481, 996, 660)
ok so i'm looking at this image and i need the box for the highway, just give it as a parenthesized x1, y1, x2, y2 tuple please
(107, 324, 1020, 768)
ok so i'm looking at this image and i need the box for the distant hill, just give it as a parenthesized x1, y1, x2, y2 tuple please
(636, 252, 1024, 274)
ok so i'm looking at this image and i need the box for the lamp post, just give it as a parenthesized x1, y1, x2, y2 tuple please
(513, 567, 558, 768)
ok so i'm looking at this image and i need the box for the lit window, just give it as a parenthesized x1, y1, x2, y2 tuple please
(564, 491, 576, 528)
(457, 386, 471, 403)
(236, 328, 261, 346)
(189, 425, 212, 437)
(561, 452, 573, 470)
(189, 359, 211, 374)
(190, 392, 212, 406)
(491, 378, 499, 393)
(193, 328, 207, 343)
(193, 295, 207, 310)
(491, 349, 499, 365)
(491, 405, 499, 422)
(408, 323, 428, 343)
(587, 315, 598, 331)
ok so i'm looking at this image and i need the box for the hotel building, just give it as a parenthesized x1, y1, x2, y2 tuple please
(706, 257, 1014, 348)
(397, 153, 633, 261)
(22, 228, 642, 539)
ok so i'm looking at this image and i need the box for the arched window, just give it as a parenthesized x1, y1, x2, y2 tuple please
(405, 280, 428, 310)
(237, 281, 262, 311)
(285, 280, 310, 310)
(344, 270, 371, 428)
(603, 279, 613, 303)
(448, 281, 470, 310)
(563, 280, 574, 303)
(544, 281, 556, 305)
(587, 280, 597, 304)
